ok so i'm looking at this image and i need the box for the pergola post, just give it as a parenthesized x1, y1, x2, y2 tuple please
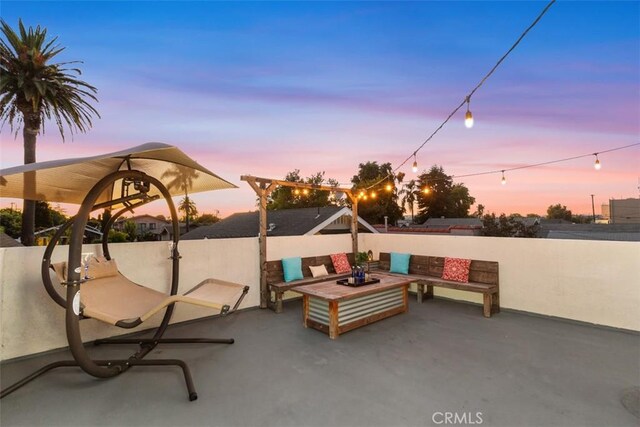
(241, 175, 358, 309)
(348, 194, 359, 256)
(242, 177, 276, 308)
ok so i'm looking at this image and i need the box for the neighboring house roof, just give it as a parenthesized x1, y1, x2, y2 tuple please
(539, 223, 640, 241)
(0, 232, 23, 248)
(181, 206, 377, 240)
(423, 218, 483, 228)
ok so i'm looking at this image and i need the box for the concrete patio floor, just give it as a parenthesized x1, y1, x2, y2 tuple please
(1, 297, 638, 427)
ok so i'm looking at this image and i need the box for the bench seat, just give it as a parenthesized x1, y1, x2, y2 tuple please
(266, 253, 355, 313)
(377, 253, 500, 318)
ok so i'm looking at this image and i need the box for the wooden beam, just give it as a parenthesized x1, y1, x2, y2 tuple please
(241, 175, 353, 197)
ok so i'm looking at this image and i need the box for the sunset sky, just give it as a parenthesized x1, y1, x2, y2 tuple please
(1, 1, 638, 219)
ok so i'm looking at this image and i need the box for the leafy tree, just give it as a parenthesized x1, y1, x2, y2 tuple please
(0, 20, 99, 246)
(547, 204, 572, 221)
(350, 161, 403, 225)
(107, 229, 128, 243)
(34, 201, 66, 229)
(414, 165, 475, 223)
(123, 220, 137, 242)
(571, 214, 593, 224)
(0, 208, 22, 237)
(193, 211, 221, 226)
(473, 203, 485, 218)
(399, 180, 420, 222)
(481, 213, 539, 238)
(267, 170, 340, 210)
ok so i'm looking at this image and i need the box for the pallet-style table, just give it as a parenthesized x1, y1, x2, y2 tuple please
(295, 274, 411, 339)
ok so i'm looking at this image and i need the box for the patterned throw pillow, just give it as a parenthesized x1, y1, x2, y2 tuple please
(441, 257, 472, 283)
(330, 253, 351, 274)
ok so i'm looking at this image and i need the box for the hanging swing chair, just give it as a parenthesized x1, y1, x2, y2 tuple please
(0, 143, 249, 401)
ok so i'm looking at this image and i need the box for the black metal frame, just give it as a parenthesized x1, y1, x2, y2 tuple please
(1, 169, 249, 401)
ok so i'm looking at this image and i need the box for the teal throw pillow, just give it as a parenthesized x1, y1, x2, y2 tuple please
(390, 252, 411, 274)
(282, 257, 304, 282)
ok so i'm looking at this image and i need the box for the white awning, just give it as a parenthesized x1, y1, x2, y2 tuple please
(0, 143, 237, 205)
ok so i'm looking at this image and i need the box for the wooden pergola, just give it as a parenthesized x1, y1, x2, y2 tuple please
(240, 175, 360, 308)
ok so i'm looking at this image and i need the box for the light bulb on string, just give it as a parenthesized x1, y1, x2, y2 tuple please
(385, 183, 393, 192)
(422, 187, 430, 194)
(370, 191, 377, 199)
(302, 188, 309, 195)
(501, 170, 506, 185)
(412, 153, 418, 173)
(594, 153, 601, 170)
(465, 96, 474, 129)
(294, 189, 300, 196)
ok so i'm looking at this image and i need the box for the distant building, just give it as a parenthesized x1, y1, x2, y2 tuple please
(181, 206, 377, 240)
(113, 214, 183, 241)
(601, 198, 640, 224)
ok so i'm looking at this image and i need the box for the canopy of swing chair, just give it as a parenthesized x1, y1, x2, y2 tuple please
(0, 142, 237, 205)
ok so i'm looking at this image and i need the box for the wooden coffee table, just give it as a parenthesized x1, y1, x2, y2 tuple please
(295, 273, 411, 339)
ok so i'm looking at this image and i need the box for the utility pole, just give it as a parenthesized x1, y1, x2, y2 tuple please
(590, 194, 596, 223)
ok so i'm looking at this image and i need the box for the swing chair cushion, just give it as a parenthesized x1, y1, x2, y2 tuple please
(50, 260, 247, 326)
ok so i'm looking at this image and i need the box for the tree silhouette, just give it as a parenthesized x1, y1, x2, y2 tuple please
(1, 19, 99, 245)
(161, 165, 200, 232)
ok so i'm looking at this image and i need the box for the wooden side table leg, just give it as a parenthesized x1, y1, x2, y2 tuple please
(329, 301, 339, 339)
(402, 285, 409, 313)
(303, 296, 309, 328)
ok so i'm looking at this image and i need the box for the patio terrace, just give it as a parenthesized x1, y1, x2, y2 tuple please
(1, 234, 639, 426)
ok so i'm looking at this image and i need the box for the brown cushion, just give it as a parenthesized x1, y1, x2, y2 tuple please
(88, 256, 119, 279)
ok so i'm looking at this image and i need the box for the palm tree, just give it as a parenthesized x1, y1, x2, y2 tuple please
(178, 197, 198, 231)
(161, 165, 200, 232)
(399, 180, 419, 222)
(0, 19, 99, 245)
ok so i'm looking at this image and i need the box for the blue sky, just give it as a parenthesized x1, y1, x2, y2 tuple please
(1, 1, 638, 217)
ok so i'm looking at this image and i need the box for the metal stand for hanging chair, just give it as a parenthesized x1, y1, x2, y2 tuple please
(0, 168, 248, 401)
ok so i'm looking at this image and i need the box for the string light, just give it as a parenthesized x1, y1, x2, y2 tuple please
(364, 0, 557, 191)
(385, 183, 393, 192)
(465, 96, 474, 128)
(501, 171, 506, 185)
(422, 187, 431, 194)
(294, 189, 300, 195)
(412, 154, 418, 173)
(594, 153, 601, 170)
(371, 191, 377, 199)
(302, 188, 309, 195)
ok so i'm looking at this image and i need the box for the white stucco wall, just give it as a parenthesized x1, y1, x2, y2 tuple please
(361, 233, 640, 331)
(0, 238, 260, 361)
(1, 234, 638, 361)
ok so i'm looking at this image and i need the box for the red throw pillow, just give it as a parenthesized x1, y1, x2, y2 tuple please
(330, 253, 351, 274)
(442, 257, 471, 283)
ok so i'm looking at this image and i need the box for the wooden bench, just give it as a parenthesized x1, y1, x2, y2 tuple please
(266, 253, 355, 313)
(377, 252, 499, 317)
